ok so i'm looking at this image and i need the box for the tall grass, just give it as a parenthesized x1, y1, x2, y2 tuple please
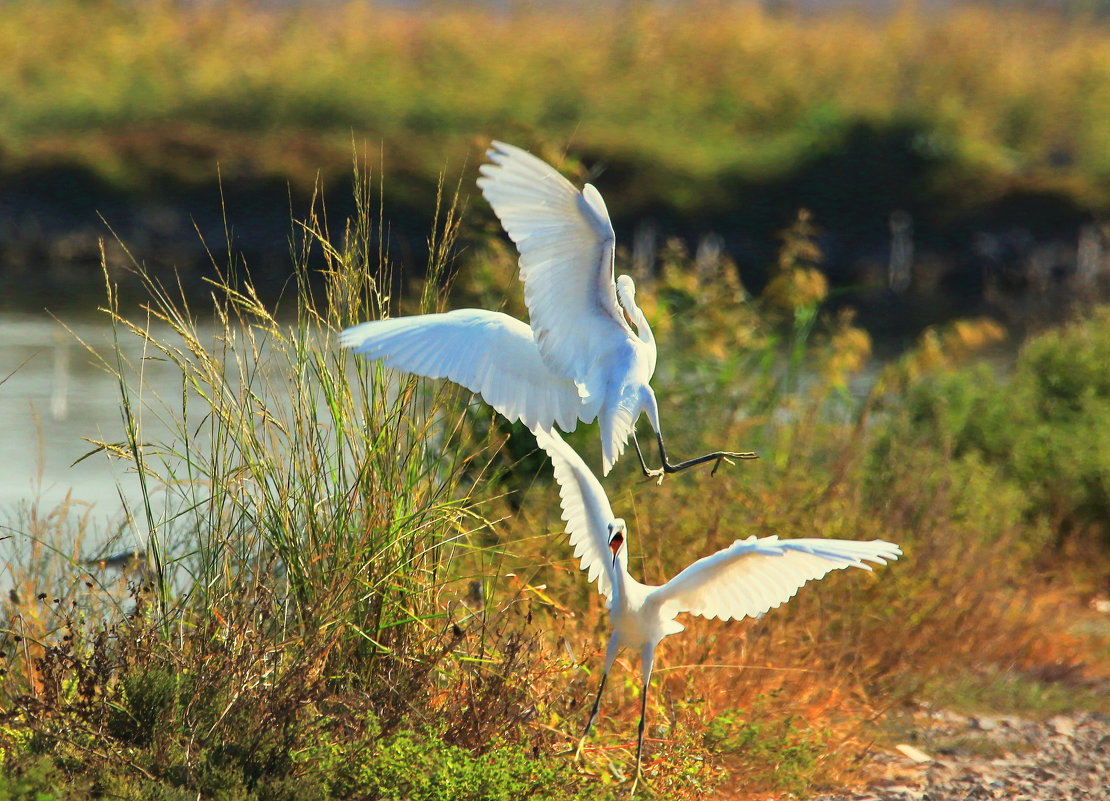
(78, 165, 480, 644)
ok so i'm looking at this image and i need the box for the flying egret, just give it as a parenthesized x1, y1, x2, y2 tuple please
(532, 427, 900, 793)
(339, 140, 756, 478)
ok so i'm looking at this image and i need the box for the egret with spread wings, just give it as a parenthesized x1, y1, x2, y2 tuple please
(340, 140, 756, 478)
(534, 427, 900, 793)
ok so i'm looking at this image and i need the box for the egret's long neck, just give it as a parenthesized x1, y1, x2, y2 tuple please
(628, 302, 654, 347)
(610, 553, 633, 608)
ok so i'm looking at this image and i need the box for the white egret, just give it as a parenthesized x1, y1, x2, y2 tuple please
(340, 140, 756, 478)
(533, 427, 900, 793)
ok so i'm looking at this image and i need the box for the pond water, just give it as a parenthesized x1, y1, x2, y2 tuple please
(0, 311, 185, 519)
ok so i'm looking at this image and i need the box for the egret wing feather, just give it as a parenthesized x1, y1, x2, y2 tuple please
(649, 537, 902, 622)
(532, 428, 617, 598)
(478, 141, 630, 383)
(339, 310, 586, 431)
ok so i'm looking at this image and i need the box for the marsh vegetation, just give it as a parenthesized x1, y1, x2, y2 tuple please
(6, 0, 1110, 310)
(0, 167, 1106, 799)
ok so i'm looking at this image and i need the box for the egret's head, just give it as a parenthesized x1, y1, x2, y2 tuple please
(607, 519, 627, 564)
(616, 275, 637, 308)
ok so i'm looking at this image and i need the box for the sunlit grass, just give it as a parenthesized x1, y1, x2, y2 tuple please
(0, 166, 586, 798)
(923, 666, 1110, 718)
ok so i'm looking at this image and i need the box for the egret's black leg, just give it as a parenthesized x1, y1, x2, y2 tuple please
(572, 635, 620, 760)
(632, 433, 653, 476)
(630, 680, 649, 796)
(655, 431, 758, 476)
(633, 433, 667, 482)
(574, 670, 609, 760)
(630, 645, 658, 796)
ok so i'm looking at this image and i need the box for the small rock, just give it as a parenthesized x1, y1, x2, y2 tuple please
(1047, 715, 1076, 737)
(972, 716, 999, 731)
(895, 743, 934, 764)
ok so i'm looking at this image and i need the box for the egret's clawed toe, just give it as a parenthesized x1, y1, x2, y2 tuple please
(628, 764, 655, 797)
(572, 737, 589, 762)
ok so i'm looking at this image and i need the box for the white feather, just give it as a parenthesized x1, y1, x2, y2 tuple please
(342, 141, 748, 478)
(340, 309, 587, 431)
(532, 427, 617, 598)
(648, 536, 902, 623)
(477, 140, 631, 385)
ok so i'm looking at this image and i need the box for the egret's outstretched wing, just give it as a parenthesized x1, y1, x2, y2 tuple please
(339, 310, 586, 431)
(532, 428, 618, 598)
(649, 536, 901, 622)
(477, 141, 630, 383)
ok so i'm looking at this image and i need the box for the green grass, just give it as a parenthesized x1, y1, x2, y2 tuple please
(0, 164, 589, 799)
(704, 698, 831, 796)
(876, 306, 1110, 547)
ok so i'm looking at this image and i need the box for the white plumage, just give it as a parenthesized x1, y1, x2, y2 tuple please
(533, 427, 900, 791)
(476, 141, 629, 383)
(340, 140, 756, 477)
(339, 309, 586, 431)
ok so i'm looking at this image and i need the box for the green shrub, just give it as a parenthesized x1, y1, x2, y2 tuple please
(338, 730, 571, 801)
(107, 668, 178, 747)
(0, 755, 66, 801)
(880, 308, 1110, 547)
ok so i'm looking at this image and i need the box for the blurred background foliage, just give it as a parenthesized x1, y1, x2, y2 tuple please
(5, 0, 1110, 322)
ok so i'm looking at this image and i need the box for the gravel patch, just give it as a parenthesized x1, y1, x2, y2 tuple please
(814, 711, 1110, 801)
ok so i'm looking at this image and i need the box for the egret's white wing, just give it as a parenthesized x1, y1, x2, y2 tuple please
(649, 536, 901, 622)
(339, 310, 586, 431)
(477, 141, 630, 382)
(532, 427, 617, 598)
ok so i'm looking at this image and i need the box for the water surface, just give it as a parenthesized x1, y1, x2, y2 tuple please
(0, 311, 183, 516)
